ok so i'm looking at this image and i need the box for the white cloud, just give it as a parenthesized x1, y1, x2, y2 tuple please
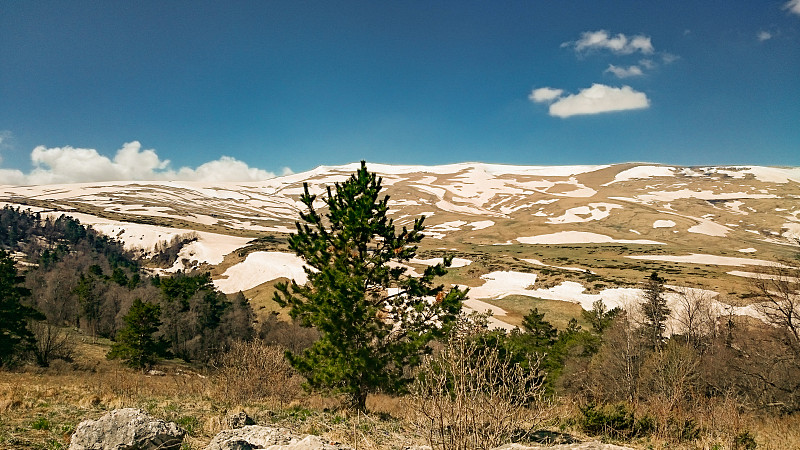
(0, 169, 27, 185)
(1, 141, 290, 185)
(566, 30, 654, 55)
(529, 87, 564, 103)
(785, 0, 800, 15)
(175, 156, 280, 182)
(757, 31, 773, 41)
(547, 84, 650, 118)
(661, 53, 679, 64)
(639, 59, 656, 70)
(605, 64, 644, 78)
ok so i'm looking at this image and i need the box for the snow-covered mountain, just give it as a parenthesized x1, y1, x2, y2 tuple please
(3, 162, 799, 330)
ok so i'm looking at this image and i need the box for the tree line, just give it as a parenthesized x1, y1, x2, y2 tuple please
(0, 206, 253, 369)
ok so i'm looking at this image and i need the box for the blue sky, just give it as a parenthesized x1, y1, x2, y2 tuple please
(1, 1, 799, 183)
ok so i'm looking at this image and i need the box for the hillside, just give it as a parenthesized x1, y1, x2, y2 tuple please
(3, 162, 799, 329)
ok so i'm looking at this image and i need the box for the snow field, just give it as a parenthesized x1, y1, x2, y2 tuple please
(625, 253, 790, 267)
(517, 231, 663, 245)
(214, 251, 309, 294)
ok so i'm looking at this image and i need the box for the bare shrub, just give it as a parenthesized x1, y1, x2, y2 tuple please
(735, 263, 800, 411)
(258, 312, 319, 354)
(638, 340, 699, 410)
(672, 286, 720, 349)
(29, 321, 75, 367)
(407, 317, 547, 450)
(585, 311, 646, 402)
(211, 339, 303, 406)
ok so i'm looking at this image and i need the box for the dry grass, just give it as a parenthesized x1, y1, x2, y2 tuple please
(483, 295, 588, 330)
(4, 364, 800, 449)
(4, 329, 800, 450)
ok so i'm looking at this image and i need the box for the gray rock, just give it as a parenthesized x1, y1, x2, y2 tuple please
(492, 442, 635, 450)
(226, 411, 256, 429)
(204, 425, 351, 450)
(68, 408, 186, 450)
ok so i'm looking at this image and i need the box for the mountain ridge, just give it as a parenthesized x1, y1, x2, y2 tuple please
(2, 162, 799, 330)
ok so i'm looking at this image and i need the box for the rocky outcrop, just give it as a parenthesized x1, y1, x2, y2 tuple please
(204, 425, 351, 450)
(68, 409, 633, 450)
(68, 408, 186, 450)
(494, 442, 634, 450)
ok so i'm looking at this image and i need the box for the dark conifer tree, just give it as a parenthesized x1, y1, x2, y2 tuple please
(0, 249, 44, 367)
(275, 161, 466, 410)
(107, 298, 168, 370)
(641, 271, 670, 350)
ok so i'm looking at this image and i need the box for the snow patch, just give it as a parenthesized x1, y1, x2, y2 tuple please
(468, 220, 495, 230)
(466, 271, 538, 300)
(546, 203, 622, 224)
(214, 252, 309, 294)
(687, 220, 730, 237)
(605, 165, 675, 185)
(411, 257, 472, 268)
(653, 220, 676, 228)
(626, 253, 788, 267)
(517, 231, 663, 245)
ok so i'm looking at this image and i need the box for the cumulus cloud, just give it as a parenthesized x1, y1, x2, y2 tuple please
(786, 0, 800, 15)
(529, 87, 564, 103)
(564, 30, 654, 55)
(605, 64, 644, 78)
(1, 141, 291, 185)
(757, 31, 773, 41)
(535, 84, 649, 118)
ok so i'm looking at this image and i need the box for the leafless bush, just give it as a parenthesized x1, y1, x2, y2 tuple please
(586, 311, 645, 402)
(258, 312, 319, 353)
(638, 340, 699, 410)
(29, 321, 75, 367)
(407, 320, 547, 450)
(211, 339, 303, 406)
(672, 286, 720, 349)
(739, 263, 800, 411)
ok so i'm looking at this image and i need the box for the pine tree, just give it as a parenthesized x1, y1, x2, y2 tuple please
(107, 299, 167, 370)
(521, 307, 558, 348)
(582, 299, 621, 335)
(0, 249, 44, 367)
(274, 161, 466, 410)
(641, 271, 670, 350)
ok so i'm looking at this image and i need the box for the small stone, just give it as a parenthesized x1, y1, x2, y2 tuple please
(226, 411, 256, 429)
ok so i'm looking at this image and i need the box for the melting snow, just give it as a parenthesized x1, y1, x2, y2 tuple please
(626, 253, 788, 267)
(214, 251, 309, 294)
(464, 271, 537, 302)
(546, 203, 622, 224)
(468, 220, 495, 230)
(517, 231, 663, 245)
(653, 220, 676, 228)
(411, 257, 472, 268)
(605, 165, 675, 185)
(687, 220, 730, 237)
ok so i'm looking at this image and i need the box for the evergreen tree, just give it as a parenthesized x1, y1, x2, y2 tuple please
(521, 307, 558, 348)
(74, 273, 100, 337)
(275, 161, 466, 410)
(641, 272, 670, 350)
(107, 299, 167, 370)
(582, 299, 621, 335)
(0, 249, 44, 367)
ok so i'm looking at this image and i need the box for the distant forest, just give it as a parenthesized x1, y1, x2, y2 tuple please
(0, 206, 253, 365)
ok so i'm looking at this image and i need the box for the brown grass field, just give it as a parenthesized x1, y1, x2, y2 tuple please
(3, 330, 800, 450)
